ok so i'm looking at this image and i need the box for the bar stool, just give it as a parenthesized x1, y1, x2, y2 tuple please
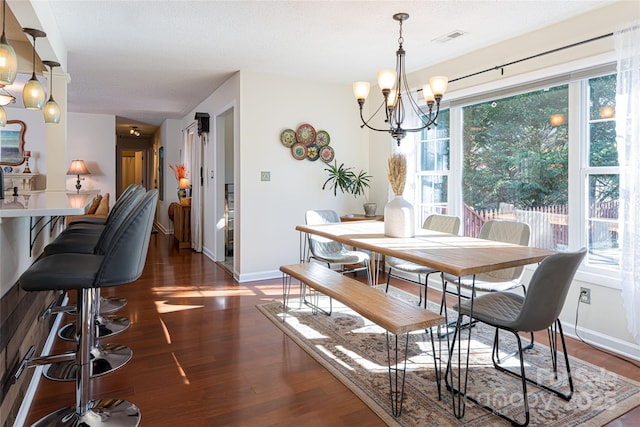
(19, 189, 157, 426)
(44, 185, 143, 325)
(42, 188, 146, 381)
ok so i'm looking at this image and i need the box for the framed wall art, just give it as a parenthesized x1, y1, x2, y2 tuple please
(0, 120, 26, 166)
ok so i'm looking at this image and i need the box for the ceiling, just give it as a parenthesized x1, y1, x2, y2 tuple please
(4, 0, 617, 138)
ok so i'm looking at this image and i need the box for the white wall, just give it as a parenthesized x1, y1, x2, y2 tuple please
(155, 118, 183, 233)
(66, 112, 116, 204)
(236, 71, 370, 281)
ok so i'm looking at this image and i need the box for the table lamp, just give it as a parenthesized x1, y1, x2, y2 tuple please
(66, 160, 91, 193)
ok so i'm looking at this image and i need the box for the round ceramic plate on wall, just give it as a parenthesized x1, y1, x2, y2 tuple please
(319, 146, 334, 163)
(296, 123, 316, 146)
(280, 129, 296, 147)
(291, 142, 307, 160)
(315, 130, 330, 146)
(306, 144, 320, 161)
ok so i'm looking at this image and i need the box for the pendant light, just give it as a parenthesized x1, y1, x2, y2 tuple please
(0, 0, 17, 87)
(42, 60, 60, 123)
(22, 28, 46, 110)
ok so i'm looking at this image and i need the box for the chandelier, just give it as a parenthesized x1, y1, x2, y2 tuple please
(353, 13, 448, 146)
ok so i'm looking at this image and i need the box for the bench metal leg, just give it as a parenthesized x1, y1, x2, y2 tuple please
(302, 284, 332, 316)
(386, 332, 409, 418)
(282, 272, 292, 322)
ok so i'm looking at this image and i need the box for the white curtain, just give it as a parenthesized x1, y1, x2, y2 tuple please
(615, 21, 640, 343)
(186, 123, 204, 252)
(190, 132, 206, 252)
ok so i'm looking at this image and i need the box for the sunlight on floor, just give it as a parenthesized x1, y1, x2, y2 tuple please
(151, 286, 256, 298)
(171, 352, 190, 385)
(154, 299, 204, 314)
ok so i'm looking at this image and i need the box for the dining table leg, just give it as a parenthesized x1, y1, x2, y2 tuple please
(444, 275, 476, 419)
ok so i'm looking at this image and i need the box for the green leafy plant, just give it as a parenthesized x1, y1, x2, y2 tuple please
(322, 161, 371, 200)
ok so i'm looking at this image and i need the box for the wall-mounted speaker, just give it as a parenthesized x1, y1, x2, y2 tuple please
(195, 112, 210, 135)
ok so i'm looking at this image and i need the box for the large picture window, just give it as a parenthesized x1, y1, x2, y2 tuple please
(411, 70, 619, 272)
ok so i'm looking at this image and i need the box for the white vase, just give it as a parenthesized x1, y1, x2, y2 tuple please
(384, 195, 415, 237)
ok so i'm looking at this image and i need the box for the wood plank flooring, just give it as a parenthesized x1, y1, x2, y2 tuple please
(22, 232, 640, 426)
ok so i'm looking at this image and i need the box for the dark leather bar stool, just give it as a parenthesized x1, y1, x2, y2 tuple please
(19, 189, 157, 427)
(46, 187, 145, 343)
(46, 185, 143, 321)
(41, 188, 147, 382)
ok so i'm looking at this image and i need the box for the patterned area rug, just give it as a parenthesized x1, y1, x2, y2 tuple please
(257, 287, 640, 426)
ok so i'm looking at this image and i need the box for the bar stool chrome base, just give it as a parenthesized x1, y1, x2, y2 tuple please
(43, 343, 132, 382)
(31, 398, 140, 427)
(58, 315, 131, 341)
(99, 296, 128, 314)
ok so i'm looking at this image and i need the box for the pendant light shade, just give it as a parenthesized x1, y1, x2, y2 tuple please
(0, 105, 6, 127)
(0, 0, 17, 87)
(22, 28, 46, 110)
(43, 60, 60, 123)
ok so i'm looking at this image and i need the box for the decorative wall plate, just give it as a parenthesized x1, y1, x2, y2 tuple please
(296, 123, 316, 146)
(306, 144, 320, 161)
(280, 129, 296, 147)
(315, 130, 330, 147)
(291, 142, 307, 160)
(319, 146, 334, 163)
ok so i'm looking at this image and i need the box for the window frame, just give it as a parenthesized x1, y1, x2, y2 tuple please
(410, 60, 620, 288)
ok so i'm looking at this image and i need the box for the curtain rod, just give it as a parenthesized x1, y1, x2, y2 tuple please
(448, 32, 614, 84)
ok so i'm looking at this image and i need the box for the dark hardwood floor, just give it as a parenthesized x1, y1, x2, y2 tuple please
(22, 232, 640, 426)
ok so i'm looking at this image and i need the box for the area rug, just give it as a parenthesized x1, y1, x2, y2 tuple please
(257, 287, 640, 426)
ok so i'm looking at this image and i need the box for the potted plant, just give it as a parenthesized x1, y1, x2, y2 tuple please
(322, 161, 376, 216)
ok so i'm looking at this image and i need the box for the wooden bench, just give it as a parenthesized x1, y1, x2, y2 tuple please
(279, 262, 446, 417)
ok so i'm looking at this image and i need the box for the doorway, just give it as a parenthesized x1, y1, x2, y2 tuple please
(216, 108, 234, 272)
(116, 138, 152, 199)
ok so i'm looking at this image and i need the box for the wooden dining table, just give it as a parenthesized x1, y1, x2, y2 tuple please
(296, 219, 556, 420)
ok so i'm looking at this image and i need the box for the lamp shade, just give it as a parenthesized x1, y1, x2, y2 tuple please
(0, 36, 17, 86)
(352, 82, 371, 101)
(66, 160, 91, 175)
(23, 77, 45, 110)
(377, 69, 396, 91)
(179, 178, 190, 189)
(44, 98, 60, 123)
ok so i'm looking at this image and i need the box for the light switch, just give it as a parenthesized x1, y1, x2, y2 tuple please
(261, 171, 271, 182)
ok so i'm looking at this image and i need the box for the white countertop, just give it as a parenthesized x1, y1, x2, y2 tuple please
(0, 191, 98, 218)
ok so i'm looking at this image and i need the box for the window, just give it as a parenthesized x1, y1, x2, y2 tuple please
(460, 85, 569, 250)
(583, 74, 619, 268)
(411, 69, 620, 272)
(415, 109, 450, 224)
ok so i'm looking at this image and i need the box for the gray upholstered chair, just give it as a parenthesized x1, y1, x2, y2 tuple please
(448, 248, 586, 426)
(385, 214, 461, 308)
(305, 210, 371, 285)
(18, 189, 158, 426)
(443, 219, 531, 295)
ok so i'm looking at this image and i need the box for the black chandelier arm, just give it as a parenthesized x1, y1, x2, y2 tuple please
(358, 101, 394, 133)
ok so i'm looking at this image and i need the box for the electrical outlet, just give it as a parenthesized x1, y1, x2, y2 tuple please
(261, 171, 271, 182)
(580, 287, 591, 304)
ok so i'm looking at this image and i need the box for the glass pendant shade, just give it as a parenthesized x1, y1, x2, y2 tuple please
(23, 75, 45, 110)
(0, 36, 16, 86)
(352, 82, 370, 101)
(429, 76, 448, 96)
(0, 105, 6, 127)
(44, 98, 60, 123)
(377, 70, 396, 91)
